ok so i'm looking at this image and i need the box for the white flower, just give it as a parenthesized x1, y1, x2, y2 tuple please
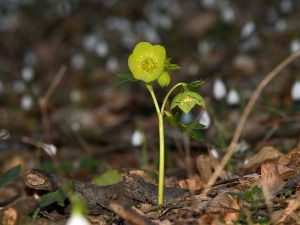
(131, 130, 143, 147)
(290, 39, 300, 53)
(227, 88, 240, 105)
(210, 148, 219, 159)
(180, 112, 193, 124)
(66, 214, 90, 225)
(291, 80, 300, 101)
(71, 53, 85, 70)
(240, 21, 255, 39)
(213, 78, 227, 100)
(42, 144, 57, 157)
(95, 40, 108, 58)
(199, 111, 211, 128)
(21, 94, 33, 111)
(106, 57, 118, 72)
(21, 66, 34, 82)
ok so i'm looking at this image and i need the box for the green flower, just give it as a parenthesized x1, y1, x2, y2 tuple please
(128, 42, 166, 83)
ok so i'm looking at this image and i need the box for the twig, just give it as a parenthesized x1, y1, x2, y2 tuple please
(109, 201, 157, 225)
(205, 50, 300, 190)
(39, 65, 67, 143)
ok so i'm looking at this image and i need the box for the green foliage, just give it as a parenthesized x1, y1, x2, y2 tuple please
(92, 169, 121, 186)
(38, 181, 73, 207)
(164, 57, 181, 70)
(228, 186, 270, 224)
(0, 164, 22, 190)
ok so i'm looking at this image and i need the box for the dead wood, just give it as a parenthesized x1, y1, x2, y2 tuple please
(24, 169, 188, 215)
(0, 196, 38, 225)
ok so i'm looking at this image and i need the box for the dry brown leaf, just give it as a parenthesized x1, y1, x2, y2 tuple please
(177, 179, 204, 190)
(243, 146, 282, 169)
(275, 197, 300, 224)
(260, 163, 284, 197)
(196, 154, 213, 183)
(223, 196, 240, 223)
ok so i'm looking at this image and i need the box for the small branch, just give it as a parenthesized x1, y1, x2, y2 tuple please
(109, 201, 157, 225)
(205, 50, 300, 190)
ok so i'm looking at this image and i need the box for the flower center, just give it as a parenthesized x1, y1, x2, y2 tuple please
(140, 54, 158, 73)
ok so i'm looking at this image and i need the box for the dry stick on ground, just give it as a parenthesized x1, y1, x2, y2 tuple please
(204, 50, 300, 194)
(38, 65, 67, 143)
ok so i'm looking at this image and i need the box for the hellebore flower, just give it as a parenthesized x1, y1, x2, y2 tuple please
(128, 42, 166, 83)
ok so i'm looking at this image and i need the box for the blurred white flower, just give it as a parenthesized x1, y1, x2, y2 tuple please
(291, 80, 300, 101)
(131, 130, 143, 147)
(210, 148, 219, 159)
(71, 53, 85, 70)
(280, 0, 293, 14)
(70, 90, 81, 103)
(240, 21, 255, 39)
(21, 66, 34, 82)
(95, 40, 108, 58)
(13, 80, 25, 93)
(274, 19, 287, 33)
(42, 144, 57, 157)
(290, 39, 300, 53)
(227, 88, 240, 105)
(181, 112, 193, 124)
(82, 34, 97, 52)
(220, 6, 235, 23)
(199, 111, 211, 128)
(23, 51, 37, 66)
(66, 214, 90, 225)
(21, 94, 33, 111)
(213, 78, 226, 100)
(106, 57, 119, 72)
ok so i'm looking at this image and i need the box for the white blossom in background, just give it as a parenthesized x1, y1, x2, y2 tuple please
(95, 40, 108, 58)
(279, 0, 293, 14)
(227, 88, 240, 105)
(240, 21, 256, 39)
(70, 90, 81, 103)
(210, 148, 219, 159)
(134, 20, 161, 43)
(181, 112, 193, 124)
(21, 66, 34, 82)
(71, 122, 81, 132)
(106, 57, 118, 72)
(20, 94, 33, 111)
(220, 6, 235, 23)
(82, 34, 97, 52)
(66, 214, 90, 225)
(42, 144, 57, 157)
(274, 19, 287, 33)
(290, 39, 300, 53)
(291, 80, 300, 101)
(13, 80, 25, 93)
(213, 78, 227, 100)
(131, 130, 143, 147)
(199, 111, 211, 128)
(71, 53, 85, 70)
(197, 41, 211, 57)
(200, 0, 216, 9)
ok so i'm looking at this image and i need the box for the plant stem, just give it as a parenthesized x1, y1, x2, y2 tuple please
(146, 82, 186, 205)
(146, 84, 164, 204)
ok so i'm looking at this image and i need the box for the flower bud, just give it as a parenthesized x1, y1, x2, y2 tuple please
(157, 71, 171, 87)
(227, 88, 240, 105)
(213, 78, 226, 100)
(291, 80, 300, 101)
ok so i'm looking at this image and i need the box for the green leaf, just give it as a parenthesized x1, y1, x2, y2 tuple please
(164, 57, 180, 70)
(242, 191, 254, 202)
(0, 164, 22, 189)
(38, 182, 72, 207)
(171, 90, 205, 113)
(187, 80, 205, 88)
(92, 169, 121, 186)
(188, 129, 203, 141)
(164, 111, 180, 126)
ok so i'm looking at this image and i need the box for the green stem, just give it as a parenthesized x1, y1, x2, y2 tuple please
(146, 82, 186, 205)
(161, 83, 185, 113)
(146, 84, 164, 204)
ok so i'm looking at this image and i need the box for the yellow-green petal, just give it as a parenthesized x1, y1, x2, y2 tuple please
(128, 42, 166, 83)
